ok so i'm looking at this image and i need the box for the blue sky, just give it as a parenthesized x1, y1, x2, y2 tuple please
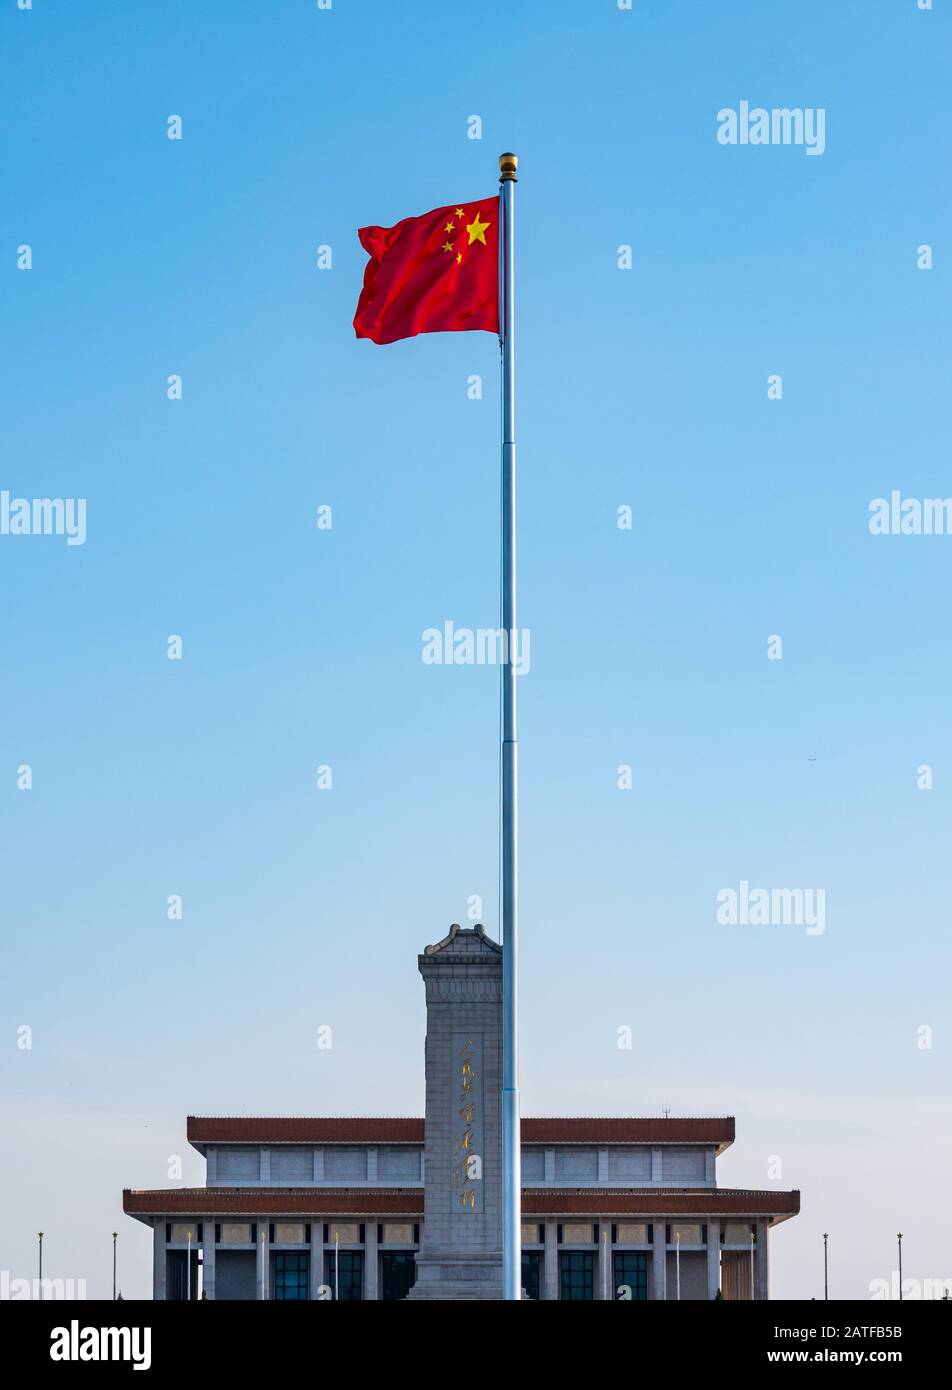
(2, 0, 950, 1299)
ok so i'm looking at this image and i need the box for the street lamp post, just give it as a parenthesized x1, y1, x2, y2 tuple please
(823, 1232, 829, 1300)
(897, 1233, 903, 1301)
(37, 1232, 43, 1300)
(112, 1231, 118, 1300)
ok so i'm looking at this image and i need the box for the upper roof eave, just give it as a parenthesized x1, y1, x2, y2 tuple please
(186, 1115, 736, 1154)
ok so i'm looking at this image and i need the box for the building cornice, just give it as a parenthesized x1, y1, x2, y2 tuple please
(122, 1184, 798, 1221)
(186, 1115, 735, 1150)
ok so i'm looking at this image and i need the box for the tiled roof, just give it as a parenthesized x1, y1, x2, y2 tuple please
(524, 1188, 799, 1218)
(186, 1116, 735, 1149)
(188, 1117, 426, 1145)
(124, 1187, 423, 1216)
(122, 1185, 798, 1220)
(524, 1118, 734, 1147)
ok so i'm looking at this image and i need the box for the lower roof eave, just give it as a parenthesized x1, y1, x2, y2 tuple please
(523, 1188, 800, 1222)
(123, 1186, 799, 1223)
(122, 1187, 425, 1219)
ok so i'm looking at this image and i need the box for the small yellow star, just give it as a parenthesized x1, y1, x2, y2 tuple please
(466, 213, 490, 246)
(455, 208, 464, 219)
(456, 252, 462, 265)
(445, 221, 455, 233)
(442, 241, 454, 253)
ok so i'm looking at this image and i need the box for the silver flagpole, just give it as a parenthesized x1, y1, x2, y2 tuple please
(498, 150, 521, 1301)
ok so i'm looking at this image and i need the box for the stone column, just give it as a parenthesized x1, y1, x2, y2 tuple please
(257, 1230, 268, 1300)
(310, 1223, 324, 1301)
(544, 1220, 559, 1301)
(755, 1219, 769, 1300)
(202, 1228, 216, 1300)
(599, 1230, 612, 1300)
(407, 924, 504, 1300)
(706, 1221, 720, 1299)
(651, 1221, 666, 1301)
(152, 1221, 166, 1301)
(365, 1222, 379, 1301)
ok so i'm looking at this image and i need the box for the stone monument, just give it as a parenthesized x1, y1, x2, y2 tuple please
(406, 923, 504, 1299)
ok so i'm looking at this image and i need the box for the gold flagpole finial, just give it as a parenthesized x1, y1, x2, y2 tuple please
(499, 152, 518, 182)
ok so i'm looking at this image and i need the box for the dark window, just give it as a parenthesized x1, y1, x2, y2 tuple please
(522, 1250, 542, 1301)
(166, 1249, 199, 1301)
(613, 1251, 648, 1301)
(273, 1251, 309, 1301)
(559, 1251, 594, 1301)
(325, 1250, 363, 1301)
(380, 1251, 416, 1301)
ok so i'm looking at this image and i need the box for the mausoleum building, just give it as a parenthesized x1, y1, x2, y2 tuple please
(123, 925, 799, 1300)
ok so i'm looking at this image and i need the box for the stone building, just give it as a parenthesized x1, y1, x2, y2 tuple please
(123, 925, 799, 1299)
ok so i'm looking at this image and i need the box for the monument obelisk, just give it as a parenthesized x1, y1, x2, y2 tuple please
(406, 924, 504, 1299)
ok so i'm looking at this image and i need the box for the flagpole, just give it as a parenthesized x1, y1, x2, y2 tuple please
(498, 150, 521, 1301)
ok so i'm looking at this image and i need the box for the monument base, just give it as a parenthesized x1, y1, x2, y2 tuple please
(406, 1250, 504, 1301)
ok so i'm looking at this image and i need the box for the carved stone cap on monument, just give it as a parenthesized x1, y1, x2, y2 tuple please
(419, 924, 502, 1000)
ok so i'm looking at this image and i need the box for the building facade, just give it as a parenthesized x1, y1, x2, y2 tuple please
(123, 925, 799, 1299)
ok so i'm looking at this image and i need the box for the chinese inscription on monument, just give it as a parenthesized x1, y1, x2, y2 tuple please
(450, 1033, 484, 1212)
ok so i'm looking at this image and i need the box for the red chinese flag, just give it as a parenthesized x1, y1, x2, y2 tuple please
(353, 197, 499, 345)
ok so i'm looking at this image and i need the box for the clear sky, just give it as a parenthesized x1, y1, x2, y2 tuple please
(2, 0, 950, 1301)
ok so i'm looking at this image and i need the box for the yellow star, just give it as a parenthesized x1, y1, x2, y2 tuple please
(442, 241, 454, 253)
(456, 252, 462, 265)
(455, 208, 464, 219)
(466, 213, 489, 246)
(444, 221, 455, 233)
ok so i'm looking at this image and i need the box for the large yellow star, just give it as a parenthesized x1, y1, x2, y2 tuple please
(466, 213, 490, 246)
